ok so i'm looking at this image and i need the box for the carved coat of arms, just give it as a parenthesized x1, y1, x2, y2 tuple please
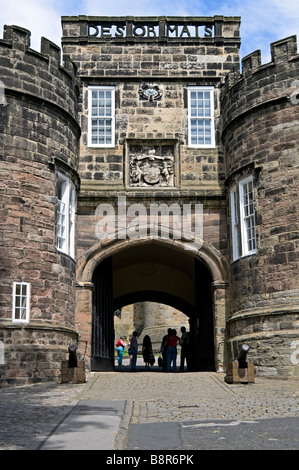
(130, 149, 174, 187)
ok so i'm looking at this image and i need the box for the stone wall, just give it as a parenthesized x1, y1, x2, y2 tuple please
(62, 15, 240, 195)
(63, 15, 240, 266)
(221, 36, 299, 376)
(62, 16, 240, 371)
(114, 302, 189, 353)
(0, 26, 80, 386)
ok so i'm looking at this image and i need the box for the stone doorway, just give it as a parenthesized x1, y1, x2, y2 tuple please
(76, 239, 228, 373)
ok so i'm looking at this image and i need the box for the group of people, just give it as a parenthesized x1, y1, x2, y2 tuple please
(115, 330, 154, 371)
(115, 330, 139, 371)
(115, 325, 191, 372)
(160, 326, 191, 372)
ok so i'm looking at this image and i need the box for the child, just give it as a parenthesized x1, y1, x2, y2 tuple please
(115, 337, 126, 366)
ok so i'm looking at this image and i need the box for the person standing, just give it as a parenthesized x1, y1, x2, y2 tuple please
(142, 335, 153, 369)
(115, 336, 126, 366)
(129, 330, 138, 371)
(160, 328, 172, 372)
(166, 329, 182, 372)
(179, 326, 191, 371)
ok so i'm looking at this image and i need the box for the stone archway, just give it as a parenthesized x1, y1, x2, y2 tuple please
(75, 236, 229, 372)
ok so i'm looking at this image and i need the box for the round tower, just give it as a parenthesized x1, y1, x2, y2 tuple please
(221, 36, 299, 377)
(114, 302, 190, 353)
(0, 26, 80, 385)
(134, 302, 189, 352)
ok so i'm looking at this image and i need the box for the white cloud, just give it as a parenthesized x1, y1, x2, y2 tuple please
(203, 0, 299, 62)
(82, 0, 206, 17)
(0, 0, 63, 50)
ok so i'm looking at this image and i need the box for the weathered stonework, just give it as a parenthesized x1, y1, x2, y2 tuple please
(62, 16, 240, 194)
(221, 36, 299, 376)
(0, 26, 80, 386)
(0, 16, 298, 385)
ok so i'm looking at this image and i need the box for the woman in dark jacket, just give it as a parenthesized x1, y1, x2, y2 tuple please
(142, 335, 153, 369)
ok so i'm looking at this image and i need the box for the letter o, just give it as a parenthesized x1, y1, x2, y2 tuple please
(133, 25, 146, 37)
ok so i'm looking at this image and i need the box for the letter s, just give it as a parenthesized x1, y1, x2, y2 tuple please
(115, 25, 125, 37)
(204, 25, 213, 37)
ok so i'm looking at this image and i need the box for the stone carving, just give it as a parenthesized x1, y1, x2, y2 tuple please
(130, 149, 174, 187)
(139, 83, 163, 102)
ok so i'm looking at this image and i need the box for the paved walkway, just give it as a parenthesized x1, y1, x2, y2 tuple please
(0, 358, 298, 450)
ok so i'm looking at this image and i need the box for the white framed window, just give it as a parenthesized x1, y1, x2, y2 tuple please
(88, 86, 115, 147)
(188, 86, 215, 148)
(230, 176, 257, 261)
(12, 282, 30, 323)
(56, 172, 76, 258)
(230, 186, 240, 261)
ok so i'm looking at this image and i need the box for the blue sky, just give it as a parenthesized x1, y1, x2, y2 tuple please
(0, 0, 298, 63)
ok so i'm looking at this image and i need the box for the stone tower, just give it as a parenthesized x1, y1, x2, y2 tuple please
(221, 36, 299, 376)
(0, 26, 79, 385)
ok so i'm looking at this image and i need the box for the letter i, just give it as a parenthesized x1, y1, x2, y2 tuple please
(118, 195, 127, 239)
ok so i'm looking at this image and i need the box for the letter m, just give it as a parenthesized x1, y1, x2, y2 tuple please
(150, 203, 181, 239)
(166, 25, 178, 37)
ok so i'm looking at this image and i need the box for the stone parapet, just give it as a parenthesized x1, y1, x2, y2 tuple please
(221, 35, 299, 149)
(61, 16, 240, 81)
(1, 25, 78, 118)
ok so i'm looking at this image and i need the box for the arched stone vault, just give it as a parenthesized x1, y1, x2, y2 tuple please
(75, 234, 229, 372)
(76, 230, 228, 284)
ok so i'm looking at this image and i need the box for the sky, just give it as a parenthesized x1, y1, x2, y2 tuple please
(0, 0, 298, 63)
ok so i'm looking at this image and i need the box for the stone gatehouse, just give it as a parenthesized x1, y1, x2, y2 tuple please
(0, 15, 298, 385)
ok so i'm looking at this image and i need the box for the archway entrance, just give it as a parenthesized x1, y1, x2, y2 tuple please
(91, 242, 216, 372)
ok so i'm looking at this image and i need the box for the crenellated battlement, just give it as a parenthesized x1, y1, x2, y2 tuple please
(221, 35, 299, 133)
(0, 24, 80, 185)
(1, 24, 77, 75)
(0, 25, 78, 119)
(225, 35, 298, 91)
(223, 35, 298, 92)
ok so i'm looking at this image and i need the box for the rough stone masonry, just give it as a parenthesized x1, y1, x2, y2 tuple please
(0, 16, 298, 386)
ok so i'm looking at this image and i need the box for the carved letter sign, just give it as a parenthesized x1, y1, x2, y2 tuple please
(88, 21, 214, 40)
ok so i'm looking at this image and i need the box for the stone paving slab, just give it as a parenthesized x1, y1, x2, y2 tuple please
(36, 400, 126, 451)
(0, 382, 83, 450)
